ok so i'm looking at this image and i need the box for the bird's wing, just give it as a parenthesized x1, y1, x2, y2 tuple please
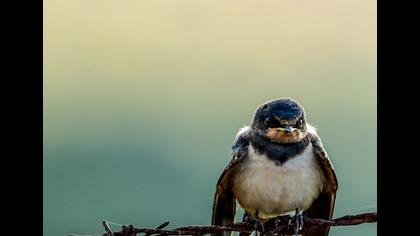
(303, 133, 338, 236)
(211, 134, 249, 236)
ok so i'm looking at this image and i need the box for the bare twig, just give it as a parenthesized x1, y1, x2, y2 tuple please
(155, 221, 170, 230)
(101, 212, 377, 236)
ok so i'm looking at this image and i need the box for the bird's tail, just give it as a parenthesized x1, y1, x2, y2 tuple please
(211, 190, 237, 236)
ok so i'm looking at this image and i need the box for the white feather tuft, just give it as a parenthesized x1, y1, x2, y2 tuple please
(306, 123, 318, 135)
(235, 126, 250, 139)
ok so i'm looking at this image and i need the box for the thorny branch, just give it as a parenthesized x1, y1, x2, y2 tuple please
(97, 212, 376, 236)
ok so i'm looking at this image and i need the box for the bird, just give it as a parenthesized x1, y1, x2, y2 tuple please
(211, 98, 338, 236)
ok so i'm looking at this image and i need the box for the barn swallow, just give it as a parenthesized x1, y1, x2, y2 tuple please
(211, 98, 338, 236)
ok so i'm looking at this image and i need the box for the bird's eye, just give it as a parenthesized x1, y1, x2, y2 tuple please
(296, 119, 304, 128)
(264, 117, 280, 128)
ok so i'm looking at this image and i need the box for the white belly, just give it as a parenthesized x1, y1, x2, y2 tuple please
(232, 143, 325, 221)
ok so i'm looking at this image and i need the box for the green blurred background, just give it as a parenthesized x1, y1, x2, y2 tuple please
(43, 0, 376, 235)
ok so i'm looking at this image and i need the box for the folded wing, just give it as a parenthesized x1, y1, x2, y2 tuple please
(211, 134, 249, 236)
(303, 133, 338, 236)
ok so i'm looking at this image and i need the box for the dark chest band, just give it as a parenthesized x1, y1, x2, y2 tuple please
(242, 130, 311, 165)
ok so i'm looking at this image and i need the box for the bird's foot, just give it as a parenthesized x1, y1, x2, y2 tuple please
(287, 208, 303, 236)
(244, 215, 265, 235)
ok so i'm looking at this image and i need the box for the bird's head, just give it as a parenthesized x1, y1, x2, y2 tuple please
(251, 98, 308, 144)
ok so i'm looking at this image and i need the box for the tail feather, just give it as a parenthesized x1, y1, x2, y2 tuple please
(211, 190, 236, 236)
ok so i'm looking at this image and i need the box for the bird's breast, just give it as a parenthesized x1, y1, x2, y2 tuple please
(232, 143, 325, 221)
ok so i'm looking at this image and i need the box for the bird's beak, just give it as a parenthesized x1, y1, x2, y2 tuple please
(275, 126, 295, 133)
(283, 126, 294, 133)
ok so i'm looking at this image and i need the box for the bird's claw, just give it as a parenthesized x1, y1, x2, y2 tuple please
(288, 208, 303, 236)
(244, 215, 265, 235)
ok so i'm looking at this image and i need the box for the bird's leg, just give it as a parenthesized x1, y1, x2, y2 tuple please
(256, 210, 265, 236)
(243, 210, 265, 235)
(240, 213, 251, 236)
(288, 208, 303, 236)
